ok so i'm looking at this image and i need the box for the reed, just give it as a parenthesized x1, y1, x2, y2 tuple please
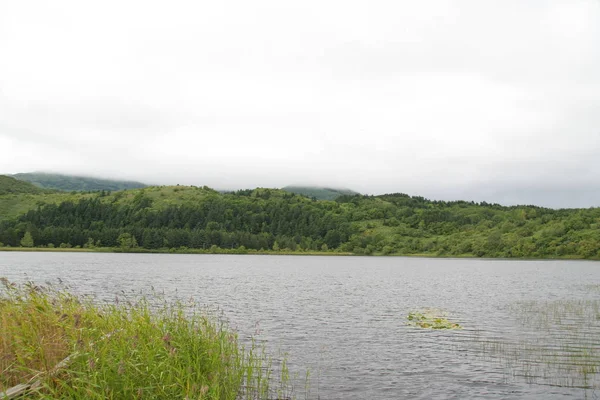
(473, 298, 600, 390)
(0, 278, 289, 399)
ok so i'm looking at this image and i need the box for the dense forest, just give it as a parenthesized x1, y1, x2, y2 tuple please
(1, 181, 599, 259)
(11, 172, 147, 192)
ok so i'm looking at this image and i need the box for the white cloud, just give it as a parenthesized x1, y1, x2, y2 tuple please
(1, 0, 599, 207)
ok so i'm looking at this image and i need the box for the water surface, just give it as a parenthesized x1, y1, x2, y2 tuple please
(2, 252, 599, 399)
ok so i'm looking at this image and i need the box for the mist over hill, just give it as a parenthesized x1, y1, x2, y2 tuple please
(281, 186, 359, 201)
(0, 175, 49, 195)
(11, 172, 147, 192)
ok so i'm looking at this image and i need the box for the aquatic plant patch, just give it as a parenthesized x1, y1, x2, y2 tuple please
(406, 309, 462, 330)
(471, 299, 600, 390)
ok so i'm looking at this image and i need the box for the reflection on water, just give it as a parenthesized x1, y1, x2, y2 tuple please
(1, 252, 600, 399)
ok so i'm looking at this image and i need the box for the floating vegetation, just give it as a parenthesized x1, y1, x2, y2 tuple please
(406, 309, 462, 330)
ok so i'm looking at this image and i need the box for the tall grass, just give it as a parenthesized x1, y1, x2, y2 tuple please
(0, 278, 288, 399)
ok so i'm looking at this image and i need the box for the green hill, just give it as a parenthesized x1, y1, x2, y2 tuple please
(11, 172, 147, 192)
(1, 184, 600, 259)
(0, 175, 48, 195)
(0, 175, 95, 222)
(282, 186, 359, 200)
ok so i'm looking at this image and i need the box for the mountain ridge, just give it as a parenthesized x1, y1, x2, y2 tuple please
(281, 185, 359, 200)
(0, 175, 50, 195)
(11, 172, 147, 192)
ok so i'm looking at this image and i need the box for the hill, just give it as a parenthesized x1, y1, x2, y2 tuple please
(0, 175, 48, 195)
(281, 186, 359, 200)
(11, 172, 147, 192)
(1, 185, 600, 259)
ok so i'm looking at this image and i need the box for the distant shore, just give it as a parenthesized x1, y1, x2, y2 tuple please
(0, 246, 351, 256)
(0, 246, 595, 260)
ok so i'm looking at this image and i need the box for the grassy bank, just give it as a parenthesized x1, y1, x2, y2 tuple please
(0, 245, 596, 260)
(0, 246, 352, 256)
(0, 246, 111, 253)
(0, 279, 289, 399)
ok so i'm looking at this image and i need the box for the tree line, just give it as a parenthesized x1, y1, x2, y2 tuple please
(1, 186, 599, 258)
(0, 189, 353, 252)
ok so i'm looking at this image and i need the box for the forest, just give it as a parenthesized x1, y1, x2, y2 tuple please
(1, 181, 599, 259)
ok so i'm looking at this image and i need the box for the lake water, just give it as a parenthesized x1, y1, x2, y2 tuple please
(1, 252, 600, 399)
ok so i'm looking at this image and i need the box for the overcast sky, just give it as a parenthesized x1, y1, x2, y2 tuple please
(1, 1, 599, 208)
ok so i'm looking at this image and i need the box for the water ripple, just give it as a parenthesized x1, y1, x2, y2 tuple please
(2, 253, 600, 398)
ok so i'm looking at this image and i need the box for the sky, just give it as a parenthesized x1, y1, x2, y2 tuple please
(1, 1, 599, 208)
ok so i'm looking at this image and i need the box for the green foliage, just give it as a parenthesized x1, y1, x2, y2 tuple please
(118, 233, 138, 249)
(0, 191, 96, 222)
(281, 186, 359, 200)
(0, 175, 48, 195)
(11, 172, 147, 192)
(20, 231, 34, 247)
(1, 184, 600, 259)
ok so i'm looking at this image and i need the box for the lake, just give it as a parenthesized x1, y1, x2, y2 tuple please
(1, 252, 599, 399)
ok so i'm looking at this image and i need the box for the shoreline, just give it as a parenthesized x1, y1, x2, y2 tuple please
(0, 246, 596, 261)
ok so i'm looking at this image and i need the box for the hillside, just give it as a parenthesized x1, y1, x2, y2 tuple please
(11, 172, 147, 192)
(1, 185, 599, 259)
(282, 186, 359, 200)
(0, 175, 48, 195)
